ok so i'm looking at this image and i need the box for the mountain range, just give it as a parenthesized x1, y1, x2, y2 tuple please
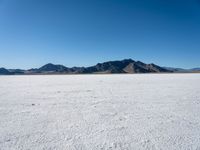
(0, 59, 199, 75)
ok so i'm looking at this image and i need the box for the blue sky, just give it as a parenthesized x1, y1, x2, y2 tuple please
(0, 0, 200, 69)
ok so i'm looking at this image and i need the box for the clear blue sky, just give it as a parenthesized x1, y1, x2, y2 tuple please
(0, 0, 200, 69)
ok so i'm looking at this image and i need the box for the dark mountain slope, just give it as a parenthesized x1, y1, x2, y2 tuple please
(83, 59, 135, 73)
(0, 68, 12, 75)
(81, 59, 172, 74)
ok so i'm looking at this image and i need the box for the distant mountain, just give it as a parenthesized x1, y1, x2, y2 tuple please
(83, 59, 134, 73)
(8, 69, 25, 74)
(1, 59, 199, 75)
(0, 68, 12, 75)
(190, 68, 200, 72)
(163, 67, 189, 73)
(24, 59, 172, 74)
(164, 67, 200, 73)
(38, 63, 71, 72)
(26, 64, 69, 74)
(82, 59, 171, 74)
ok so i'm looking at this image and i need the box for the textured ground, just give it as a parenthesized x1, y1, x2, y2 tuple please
(0, 74, 200, 150)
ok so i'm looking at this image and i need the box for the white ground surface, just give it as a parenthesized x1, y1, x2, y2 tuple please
(0, 74, 200, 150)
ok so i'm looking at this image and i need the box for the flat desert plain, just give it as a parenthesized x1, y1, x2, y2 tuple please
(0, 74, 200, 150)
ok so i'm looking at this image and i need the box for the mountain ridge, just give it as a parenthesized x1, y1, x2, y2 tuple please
(0, 59, 199, 75)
